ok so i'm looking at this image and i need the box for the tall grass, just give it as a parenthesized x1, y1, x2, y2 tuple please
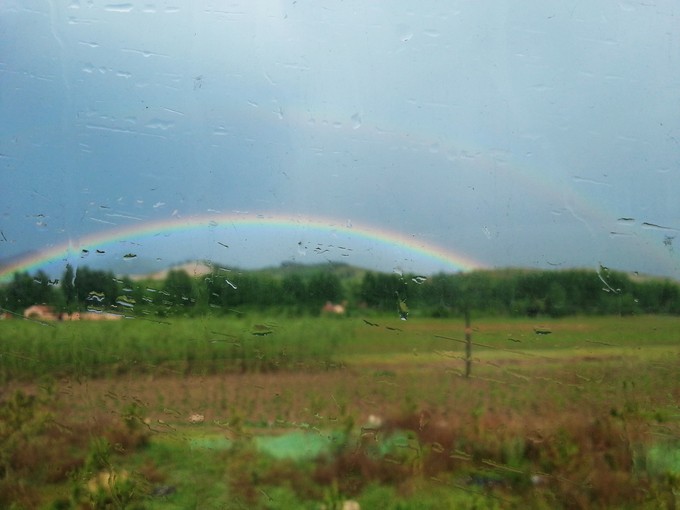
(1, 314, 679, 508)
(0, 316, 356, 381)
(1, 314, 678, 381)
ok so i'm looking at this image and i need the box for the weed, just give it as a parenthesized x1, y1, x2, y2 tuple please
(2, 315, 679, 508)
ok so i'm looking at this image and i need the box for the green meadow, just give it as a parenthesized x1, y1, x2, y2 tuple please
(1, 314, 679, 509)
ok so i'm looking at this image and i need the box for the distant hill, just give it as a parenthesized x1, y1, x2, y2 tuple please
(129, 259, 371, 283)
(125, 258, 680, 286)
(130, 260, 214, 281)
(252, 261, 369, 280)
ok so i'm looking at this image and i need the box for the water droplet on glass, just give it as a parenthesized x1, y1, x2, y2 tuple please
(104, 3, 134, 13)
(351, 112, 362, 129)
(431, 442, 445, 453)
(116, 298, 135, 309)
(88, 292, 106, 303)
(251, 324, 274, 336)
(397, 24, 413, 42)
(396, 292, 409, 320)
(145, 119, 174, 130)
(663, 235, 674, 251)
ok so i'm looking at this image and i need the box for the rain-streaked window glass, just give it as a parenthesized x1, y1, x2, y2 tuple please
(1, 2, 679, 508)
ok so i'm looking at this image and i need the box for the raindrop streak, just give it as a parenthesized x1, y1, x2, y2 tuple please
(641, 222, 678, 232)
(104, 3, 134, 12)
(116, 299, 135, 309)
(396, 292, 409, 321)
(597, 264, 620, 294)
(663, 236, 674, 252)
(87, 292, 106, 303)
(225, 279, 237, 290)
(251, 324, 274, 336)
(145, 119, 174, 130)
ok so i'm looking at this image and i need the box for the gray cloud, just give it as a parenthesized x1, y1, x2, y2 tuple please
(2, 0, 679, 278)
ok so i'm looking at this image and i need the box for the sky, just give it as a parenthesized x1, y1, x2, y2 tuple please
(1, 0, 680, 280)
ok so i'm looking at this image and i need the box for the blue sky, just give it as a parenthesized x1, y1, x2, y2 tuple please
(2, 1, 680, 278)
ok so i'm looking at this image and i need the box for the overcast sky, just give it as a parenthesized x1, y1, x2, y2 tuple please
(2, 1, 680, 279)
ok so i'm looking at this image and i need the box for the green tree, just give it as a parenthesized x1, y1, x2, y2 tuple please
(162, 269, 196, 308)
(281, 273, 308, 313)
(2, 271, 57, 312)
(546, 281, 568, 317)
(61, 264, 76, 313)
(114, 276, 145, 315)
(423, 273, 458, 316)
(359, 272, 402, 310)
(658, 281, 680, 313)
(74, 266, 119, 308)
(308, 271, 344, 307)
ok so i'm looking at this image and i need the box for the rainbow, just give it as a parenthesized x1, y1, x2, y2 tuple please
(0, 212, 486, 281)
(3, 90, 675, 281)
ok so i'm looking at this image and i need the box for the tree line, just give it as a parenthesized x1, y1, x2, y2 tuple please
(1, 263, 680, 318)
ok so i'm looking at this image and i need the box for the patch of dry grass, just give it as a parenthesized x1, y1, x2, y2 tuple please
(2, 315, 679, 508)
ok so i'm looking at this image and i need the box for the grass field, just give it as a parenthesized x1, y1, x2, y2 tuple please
(1, 314, 679, 509)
